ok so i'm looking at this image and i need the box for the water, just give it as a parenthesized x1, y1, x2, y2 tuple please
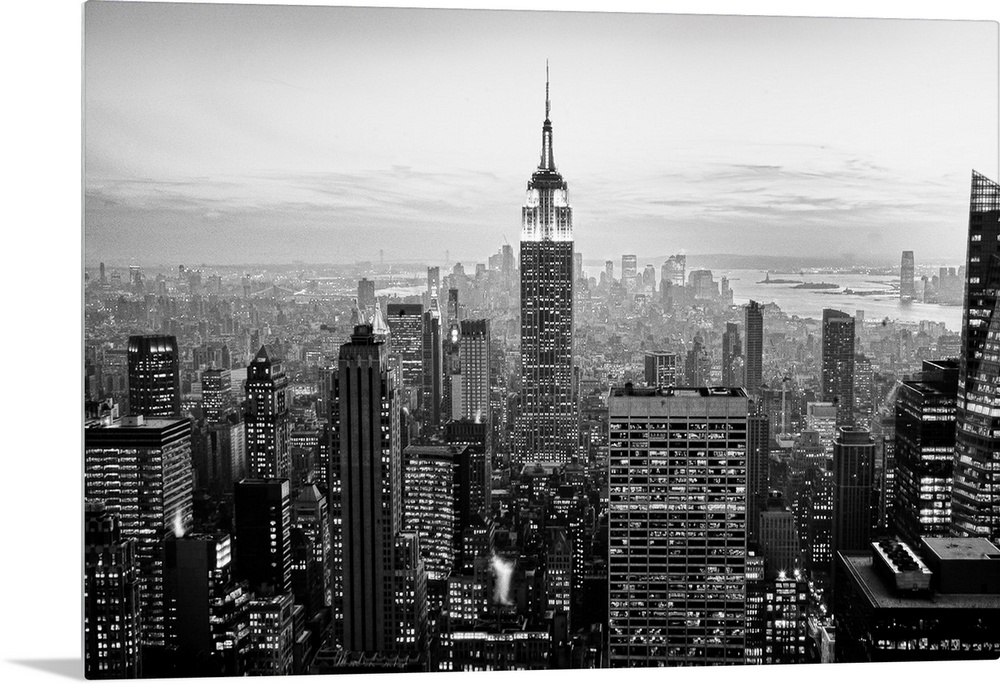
(717, 269, 962, 331)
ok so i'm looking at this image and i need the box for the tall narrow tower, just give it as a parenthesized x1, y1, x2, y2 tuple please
(244, 346, 290, 480)
(952, 170, 1000, 544)
(822, 308, 856, 427)
(127, 335, 180, 417)
(517, 63, 575, 465)
(744, 301, 763, 396)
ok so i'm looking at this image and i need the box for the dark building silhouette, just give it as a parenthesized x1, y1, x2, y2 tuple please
(832, 428, 876, 574)
(822, 308, 856, 427)
(201, 367, 232, 424)
(244, 345, 290, 479)
(516, 69, 576, 466)
(386, 303, 424, 398)
(357, 278, 376, 312)
(422, 309, 443, 428)
(953, 170, 1000, 544)
(234, 478, 292, 597)
(127, 334, 180, 417)
(745, 301, 763, 396)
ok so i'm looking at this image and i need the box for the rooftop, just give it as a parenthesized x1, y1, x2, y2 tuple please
(922, 536, 1000, 562)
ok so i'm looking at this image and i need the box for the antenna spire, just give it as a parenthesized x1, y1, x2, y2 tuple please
(545, 60, 550, 120)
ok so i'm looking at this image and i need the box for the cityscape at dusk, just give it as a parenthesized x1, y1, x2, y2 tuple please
(74, 2, 1000, 680)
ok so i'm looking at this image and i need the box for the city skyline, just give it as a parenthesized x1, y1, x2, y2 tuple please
(84, 4, 998, 267)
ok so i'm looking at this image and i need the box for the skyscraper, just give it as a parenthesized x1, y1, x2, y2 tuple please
(357, 277, 376, 312)
(458, 319, 490, 423)
(621, 254, 637, 290)
(722, 321, 742, 387)
(608, 386, 749, 667)
(893, 360, 959, 548)
(899, 250, 916, 300)
(643, 350, 678, 387)
(386, 303, 424, 398)
(831, 428, 875, 568)
(517, 68, 575, 465)
(201, 367, 232, 424)
(244, 345, 290, 479)
(952, 170, 1000, 544)
(127, 334, 180, 417)
(422, 309, 443, 428)
(744, 300, 763, 396)
(233, 478, 292, 597)
(330, 324, 414, 652)
(426, 266, 441, 310)
(84, 502, 142, 679)
(822, 308, 856, 427)
(85, 415, 193, 646)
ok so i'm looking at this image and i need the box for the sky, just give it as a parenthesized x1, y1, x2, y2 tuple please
(84, 2, 999, 268)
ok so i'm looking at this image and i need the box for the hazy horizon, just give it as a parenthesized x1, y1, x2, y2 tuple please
(84, 4, 999, 267)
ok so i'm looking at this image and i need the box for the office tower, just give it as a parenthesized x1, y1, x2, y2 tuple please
(84, 502, 142, 680)
(201, 367, 232, 424)
(99, 261, 107, 284)
(85, 415, 193, 646)
(234, 478, 292, 596)
(747, 411, 770, 546)
(604, 260, 613, 283)
(720, 276, 733, 305)
(517, 69, 575, 465)
(330, 324, 410, 652)
(164, 532, 249, 677)
(683, 335, 711, 385)
(663, 254, 686, 287)
(722, 322, 742, 387)
(244, 345, 291, 479)
(457, 319, 490, 422)
(759, 492, 801, 577)
(621, 254, 637, 289)
(953, 171, 1000, 544)
(245, 594, 296, 676)
(835, 537, 1000, 662)
(427, 266, 441, 310)
(641, 264, 656, 292)
(393, 532, 430, 656)
(422, 310, 443, 427)
(806, 401, 839, 451)
(831, 428, 876, 573)
(444, 318, 461, 422)
(357, 278, 376, 312)
(502, 244, 515, 282)
(822, 308, 856, 427)
(445, 420, 493, 525)
(762, 572, 808, 665)
(447, 287, 460, 326)
(573, 252, 583, 281)
(127, 334, 180, 417)
(800, 463, 834, 579)
(899, 250, 916, 299)
(744, 300, 763, 395)
(871, 408, 897, 534)
(546, 528, 572, 615)
(204, 416, 246, 494)
(292, 483, 333, 612)
(608, 386, 749, 667)
(386, 303, 424, 396)
(893, 360, 959, 548)
(402, 444, 471, 580)
(688, 269, 717, 300)
(643, 350, 678, 387)
(854, 353, 874, 428)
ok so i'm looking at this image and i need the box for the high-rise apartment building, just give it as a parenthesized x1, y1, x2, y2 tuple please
(952, 171, 1000, 544)
(127, 334, 181, 417)
(608, 386, 749, 667)
(85, 415, 193, 646)
(745, 301, 763, 396)
(822, 308, 856, 427)
(517, 71, 575, 465)
(244, 345, 290, 479)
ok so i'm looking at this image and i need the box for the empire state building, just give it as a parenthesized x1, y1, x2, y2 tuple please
(516, 67, 576, 465)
